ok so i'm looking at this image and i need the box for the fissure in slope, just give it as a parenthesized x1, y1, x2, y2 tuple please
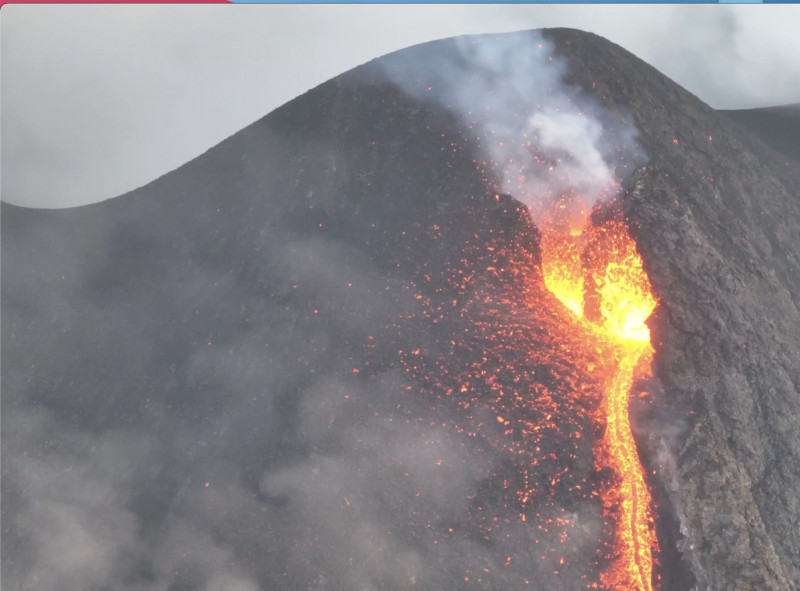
(399, 193, 661, 589)
(387, 32, 663, 588)
(541, 203, 659, 590)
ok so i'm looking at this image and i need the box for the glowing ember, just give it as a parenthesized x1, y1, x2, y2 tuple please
(542, 213, 659, 591)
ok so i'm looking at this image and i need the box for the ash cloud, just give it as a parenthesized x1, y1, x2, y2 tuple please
(379, 31, 645, 224)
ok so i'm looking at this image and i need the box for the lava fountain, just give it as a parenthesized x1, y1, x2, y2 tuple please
(541, 209, 659, 591)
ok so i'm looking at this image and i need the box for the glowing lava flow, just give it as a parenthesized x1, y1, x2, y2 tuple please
(396, 195, 659, 589)
(542, 217, 659, 591)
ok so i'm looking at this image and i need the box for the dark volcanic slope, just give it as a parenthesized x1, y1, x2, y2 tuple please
(3, 56, 518, 591)
(721, 103, 800, 163)
(3, 28, 800, 591)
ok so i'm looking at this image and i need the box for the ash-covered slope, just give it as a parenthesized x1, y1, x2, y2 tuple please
(2, 57, 522, 591)
(3, 28, 800, 591)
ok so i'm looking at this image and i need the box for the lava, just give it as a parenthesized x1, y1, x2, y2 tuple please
(542, 213, 659, 591)
(396, 194, 659, 589)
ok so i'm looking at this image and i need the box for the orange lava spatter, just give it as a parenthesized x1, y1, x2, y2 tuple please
(395, 195, 659, 589)
(543, 215, 659, 591)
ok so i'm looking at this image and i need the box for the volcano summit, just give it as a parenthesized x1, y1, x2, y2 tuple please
(3, 29, 800, 591)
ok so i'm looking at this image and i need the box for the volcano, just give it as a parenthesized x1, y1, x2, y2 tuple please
(3, 29, 800, 591)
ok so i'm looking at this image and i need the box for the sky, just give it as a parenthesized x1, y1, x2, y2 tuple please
(2, 4, 799, 209)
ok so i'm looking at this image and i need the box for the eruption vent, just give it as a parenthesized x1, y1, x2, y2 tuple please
(400, 192, 660, 589)
(541, 205, 659, 591)
(389, 32, 660, 588)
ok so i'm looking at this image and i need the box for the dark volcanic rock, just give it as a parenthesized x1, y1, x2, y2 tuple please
(722, 104, 800, 164)
(3, 28, 800, 591)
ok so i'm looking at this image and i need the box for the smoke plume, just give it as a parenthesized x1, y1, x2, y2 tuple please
(380, 30, 645, 223)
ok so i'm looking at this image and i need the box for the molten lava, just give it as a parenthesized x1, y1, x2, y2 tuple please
(397, 194, 659, 589)
(542, 216, 659, 591)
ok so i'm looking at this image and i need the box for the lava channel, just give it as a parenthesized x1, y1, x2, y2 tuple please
(396, 194, 660, 589)
(542, 214, 659, 591)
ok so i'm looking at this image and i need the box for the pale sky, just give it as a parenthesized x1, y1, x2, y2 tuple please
(2, 4, 799, 209)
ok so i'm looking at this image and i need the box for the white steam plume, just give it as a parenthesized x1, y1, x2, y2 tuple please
(380, 30, 645, 223)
